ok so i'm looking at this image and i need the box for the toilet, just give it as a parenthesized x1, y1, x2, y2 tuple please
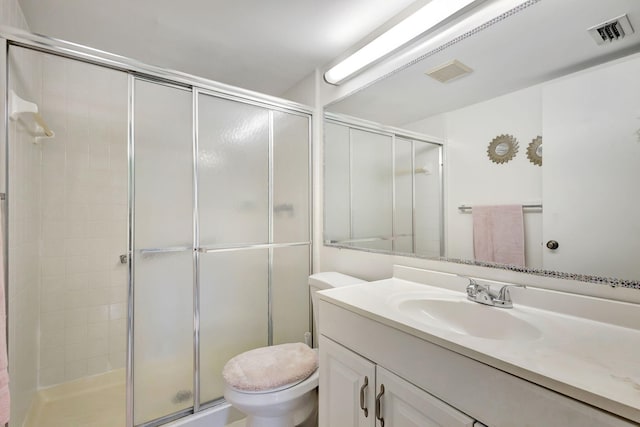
(222, 272, 366, 427)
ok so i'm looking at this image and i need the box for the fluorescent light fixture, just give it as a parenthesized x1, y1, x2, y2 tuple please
(324, 0, 478, 85)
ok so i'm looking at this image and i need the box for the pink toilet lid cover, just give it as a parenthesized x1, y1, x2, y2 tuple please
(222, 342, 318, 392)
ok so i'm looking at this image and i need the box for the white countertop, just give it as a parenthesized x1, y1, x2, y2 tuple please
(318, 277, 640, 424)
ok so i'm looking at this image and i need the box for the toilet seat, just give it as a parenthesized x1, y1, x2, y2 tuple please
(222, 343, 318, 393)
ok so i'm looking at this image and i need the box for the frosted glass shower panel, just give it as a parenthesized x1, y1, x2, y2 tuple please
(273, 112, 310, 243)
(272, 246, 311, 345)
(133, 251, 194, 424)
(198, 94, 269, 246)
(395, 138, 413, 253)
(414, 141, 442, 257)
(323, 123, 350, 244)
(133, 79, 194, 424)
(134, 80, 193, 248)
(199, 249, 269, 404)
(351, 129, 393, 251)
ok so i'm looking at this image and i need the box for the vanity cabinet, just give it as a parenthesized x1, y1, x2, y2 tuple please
(319, 336, 476, 427)
(318, 299, 637, 427)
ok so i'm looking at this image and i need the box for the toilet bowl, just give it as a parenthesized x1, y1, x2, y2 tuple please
(222, 272, 365, 427)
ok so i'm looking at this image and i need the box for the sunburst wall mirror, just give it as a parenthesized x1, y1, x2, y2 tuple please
(487, 134, 518, 164)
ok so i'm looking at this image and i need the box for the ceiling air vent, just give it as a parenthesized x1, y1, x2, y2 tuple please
(425, 60, 473, 83)
(588, 14, 634, 45)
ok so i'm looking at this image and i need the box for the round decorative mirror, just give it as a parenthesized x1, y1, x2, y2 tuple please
(527, 136, 542, 166)
(487, 134, 518, 164)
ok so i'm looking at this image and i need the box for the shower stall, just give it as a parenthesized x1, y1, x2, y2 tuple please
(2, 29, 312, 427)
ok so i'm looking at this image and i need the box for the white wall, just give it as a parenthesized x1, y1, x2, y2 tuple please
(2, 1, 41, 424)
(542, 54, 640, 281)
(37, 54, 128, 387)
(406, 85, 543, 268)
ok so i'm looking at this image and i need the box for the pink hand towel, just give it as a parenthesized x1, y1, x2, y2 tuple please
(0, 206, 9, 424)
(472, 205, 525, 266)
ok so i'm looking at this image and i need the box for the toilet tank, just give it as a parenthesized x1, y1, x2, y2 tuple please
(308, 272, 366, 347)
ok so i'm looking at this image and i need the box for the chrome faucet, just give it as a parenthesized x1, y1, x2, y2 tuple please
(465, 278, 525, 309)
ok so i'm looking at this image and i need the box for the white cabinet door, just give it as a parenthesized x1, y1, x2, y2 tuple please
(376, 366, 475, 427)
(319, 336, 376, 427)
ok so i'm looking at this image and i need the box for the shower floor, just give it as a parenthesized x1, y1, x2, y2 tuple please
(24, 370, 126, 427)
(23, 369, 245, 427)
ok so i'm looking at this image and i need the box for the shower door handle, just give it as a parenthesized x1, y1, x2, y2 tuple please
(138, 246, 193, 256)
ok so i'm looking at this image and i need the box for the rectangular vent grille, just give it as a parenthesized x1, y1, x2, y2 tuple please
(425, 60, 473, 83)
(588, 14, 634, 45)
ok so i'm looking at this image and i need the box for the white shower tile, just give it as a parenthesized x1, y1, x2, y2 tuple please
(41, 290, 66, 313)
(66, 256, 90, 275)
(65, 203, 89, 222)
(42, 220, 66, 241)
(86, 338, 108, 358)
(66, 273, 89, 290)
(109, 303, 125, 320)
(41, 257, 66, 277)
(41, 275, 66, 292)
(65, 221, 88, 240)
(109, 286, 126, 304)
(41, 312, 65, 333)
(64, 308, 88, 327)
(42, 238, 65, 257)
(109, 351, 126, 370)
(65, 343, 88, 362)
(88, 271, 110, 288)
(64, 238, 89, 256)
(88, 306, 109, 324)
(66, 289, 90, 309)
(65, 325, 88, 345)
(87, 322, 108, 340)
(65, 360, 88, 381)
(87, 221, 113, 239)
(41, 328, 65, 349)
(87, 287, 110, 306)
(39, 366, 65, 387)
(87, 356, 110, 375)
(40, 346, 65, 368)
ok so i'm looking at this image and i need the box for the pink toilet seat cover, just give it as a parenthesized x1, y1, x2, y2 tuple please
(222, 343, 318, 392)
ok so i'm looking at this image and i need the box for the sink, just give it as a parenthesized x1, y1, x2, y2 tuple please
(396, 298, 542, 341)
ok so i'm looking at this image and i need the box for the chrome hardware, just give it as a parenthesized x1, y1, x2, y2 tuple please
(359, 376, 369, 417)
(466, 278, 526, 309)
(546, 240, 559, 250)
(375, 384, 385, 427)
(119, 254, 128, 264)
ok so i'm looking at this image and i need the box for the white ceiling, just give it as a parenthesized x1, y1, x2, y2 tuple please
(326, 0, 640, 126)
(17, 0, 416, 97)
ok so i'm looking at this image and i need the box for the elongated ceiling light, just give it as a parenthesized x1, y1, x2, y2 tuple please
(324, 0, 478, 85)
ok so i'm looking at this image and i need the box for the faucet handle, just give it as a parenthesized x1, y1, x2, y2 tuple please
(465, 278, 480, 296)
(496, 284, 526, 307)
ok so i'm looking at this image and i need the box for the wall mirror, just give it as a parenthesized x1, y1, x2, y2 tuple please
(324, 114, 444, 257)
(323, 0, 640, 284)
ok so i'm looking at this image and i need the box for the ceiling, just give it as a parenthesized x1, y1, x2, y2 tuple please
(326, 0, 640, 126)
(17, 0, 416, 97)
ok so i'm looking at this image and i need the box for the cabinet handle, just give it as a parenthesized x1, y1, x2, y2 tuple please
(375, 384, 385, 427)
(359, 376, 369, 417)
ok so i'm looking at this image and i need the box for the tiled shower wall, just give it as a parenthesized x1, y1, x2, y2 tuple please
(37, 54, 128, 386)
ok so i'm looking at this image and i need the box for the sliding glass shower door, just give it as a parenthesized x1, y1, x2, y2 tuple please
(197, 92, 311, 405)
(132, 79, 195, 425)
(132, 80, 311, 424)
